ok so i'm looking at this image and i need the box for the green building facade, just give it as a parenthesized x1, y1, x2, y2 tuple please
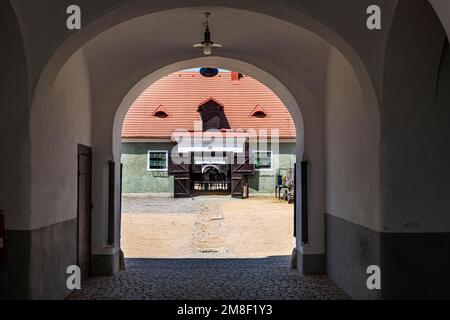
(121, 141, 296, 196)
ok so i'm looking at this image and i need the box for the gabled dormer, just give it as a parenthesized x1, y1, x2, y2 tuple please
(197, 98, 231, 131)
(152, 105, 169, 118)
(250, 105, 268, 118)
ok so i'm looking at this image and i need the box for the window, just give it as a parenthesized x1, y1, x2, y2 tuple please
(153, 110, 169, 118)
(254, 151, 272, 170)
(152, 105, 169, 118)
(250, 105, 268, 118)
(148, 151, 168, 171)
(252, 111, 267, 118)
(198, 99, 231, 131)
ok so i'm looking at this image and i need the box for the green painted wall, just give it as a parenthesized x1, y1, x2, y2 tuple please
(248, 142, 297, 194)
(121, 142, 296, 195)
(121, 142, 175, 195)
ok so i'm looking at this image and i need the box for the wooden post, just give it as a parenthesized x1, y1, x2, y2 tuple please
(108, 161, 115, 246)
(301, 161, 309, 244)
(245, 175, 249, 198)
(294, 163, 297, 238)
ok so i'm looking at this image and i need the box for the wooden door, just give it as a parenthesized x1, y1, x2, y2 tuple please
(77, 145, 92, 282)
(231, 150, 255, 198)
(169, 157, 191, 198)
(173, 175, 191, 198)
(231, 153, 255, 176)
(231, 175, 244, 198)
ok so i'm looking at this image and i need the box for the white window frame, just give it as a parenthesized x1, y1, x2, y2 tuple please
(147, 150, 169, 171)
(253, 151, 273, 171)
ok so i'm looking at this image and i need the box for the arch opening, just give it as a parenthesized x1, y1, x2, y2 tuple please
(118, 67, 300, 266)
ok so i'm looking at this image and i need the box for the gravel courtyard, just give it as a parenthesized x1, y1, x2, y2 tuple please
(121, 195, 296, 258)
(68, 195, 349, 300)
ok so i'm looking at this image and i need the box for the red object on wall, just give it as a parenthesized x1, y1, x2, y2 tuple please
(0, 210, 5, 261)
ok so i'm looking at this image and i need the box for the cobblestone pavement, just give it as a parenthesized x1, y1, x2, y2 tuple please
(68, 256, 349, 300)
(122, 194, 230, 215)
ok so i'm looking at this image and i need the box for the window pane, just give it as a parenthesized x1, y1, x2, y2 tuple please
(149, 152, 167, 170)
(255, 152, 272, 169)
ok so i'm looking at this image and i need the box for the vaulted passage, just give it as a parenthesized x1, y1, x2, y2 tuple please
(1, 0, 450, 300)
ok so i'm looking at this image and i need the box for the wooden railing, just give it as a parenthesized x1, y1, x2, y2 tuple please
(193, 181, 230, 192)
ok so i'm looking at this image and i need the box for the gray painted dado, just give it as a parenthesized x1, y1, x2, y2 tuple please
(296, 253, 325, 275)
(0, 220, 77, 300)
(380, 232, 450, 299)
(326, 214, 382, 300)
(92, 252, 121, 277)
(326, 214, 450, 300)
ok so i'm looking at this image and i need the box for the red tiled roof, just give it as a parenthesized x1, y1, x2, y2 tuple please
(122, 72, 296, 139)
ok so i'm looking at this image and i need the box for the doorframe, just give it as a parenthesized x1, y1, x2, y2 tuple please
(77, 144, 92, 276)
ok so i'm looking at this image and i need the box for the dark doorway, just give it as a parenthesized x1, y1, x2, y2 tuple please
(77, 145, 92, 282)
(192, 164, 230, 194)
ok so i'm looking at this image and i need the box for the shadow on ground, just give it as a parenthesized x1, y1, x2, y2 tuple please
(68, 256, 349, 300)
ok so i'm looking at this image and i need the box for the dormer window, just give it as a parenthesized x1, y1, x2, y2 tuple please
(198, 98, 231, 131)
(250, 105, 268, 118)
(152, 105, 169, 118)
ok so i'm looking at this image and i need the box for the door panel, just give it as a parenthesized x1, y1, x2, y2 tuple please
(231, 176, 244, 198)
(192, 164, 202, 174)
(169, 158, 190, 175)
(174, 174, 191, 198)
(232, 147, 255, 176)
(231, 149, 254, 198)
(169, 155, 191, 198)
(77, 146, 92, 282)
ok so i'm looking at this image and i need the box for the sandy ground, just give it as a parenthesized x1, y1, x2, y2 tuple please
(121, 195, 295, 259)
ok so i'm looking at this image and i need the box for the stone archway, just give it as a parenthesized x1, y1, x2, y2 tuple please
(7, 1, 387, 299)
(111, 56, 307, 272)
(28, 4, 380, 294)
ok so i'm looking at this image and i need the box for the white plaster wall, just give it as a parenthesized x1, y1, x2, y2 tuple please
(29, 50, 92, 229)
(9, 0, 396, 97)
(325, 48, 381, 231)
